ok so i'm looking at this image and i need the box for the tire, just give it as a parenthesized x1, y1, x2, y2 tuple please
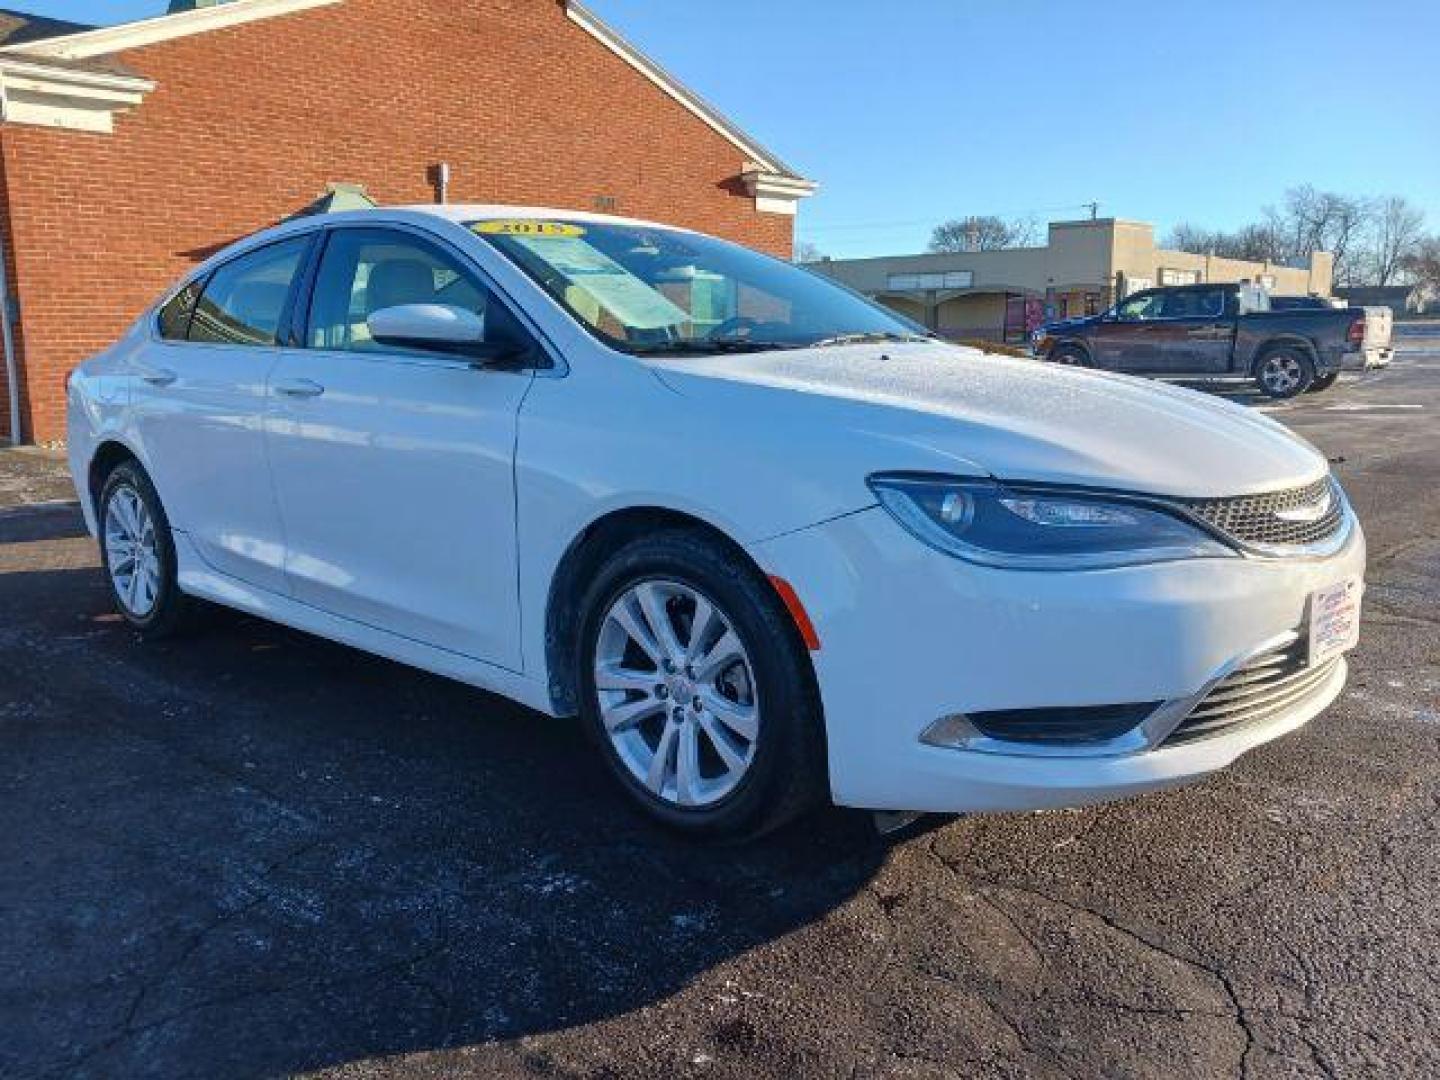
(1049, 345, 1090, 367)
(98, 460, 195, 639)
(1254, 347, 1315, 399)
(576, 528, 826, 841)
(1307, 371, 1340, 393)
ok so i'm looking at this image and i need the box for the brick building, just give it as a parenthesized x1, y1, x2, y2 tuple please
(0, 0, 815, 443)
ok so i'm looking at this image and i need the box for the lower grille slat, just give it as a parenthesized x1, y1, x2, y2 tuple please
(1189, 662, 1328, 715)
(1165, 638, 1341, 747)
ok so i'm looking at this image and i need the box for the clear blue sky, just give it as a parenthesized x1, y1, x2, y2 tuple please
(21, 0, 1440, 257)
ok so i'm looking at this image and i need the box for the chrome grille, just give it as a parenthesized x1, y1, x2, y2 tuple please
(1179, 477, 1344, 550)
(1164, 638, 1340, 746)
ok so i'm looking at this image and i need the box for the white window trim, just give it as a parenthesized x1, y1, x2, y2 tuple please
(0, 60, 153, 133)
(0, 0, 341, 61)
(741, 169, 818, 217)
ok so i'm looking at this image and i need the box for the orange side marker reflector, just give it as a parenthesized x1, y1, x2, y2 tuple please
(768, 575, 821, 651)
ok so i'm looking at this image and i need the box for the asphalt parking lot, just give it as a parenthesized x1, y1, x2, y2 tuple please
(3, 332, 1438, 1079)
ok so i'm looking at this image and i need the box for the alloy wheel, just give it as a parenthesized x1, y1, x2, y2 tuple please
(594, 579, 760, 808)
(1261, 354, 1303, 396)
(104, 484, 162, 618)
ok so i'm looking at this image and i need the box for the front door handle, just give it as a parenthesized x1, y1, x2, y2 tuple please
(274, 378, 325, 399)
(139, 366, 177, 387)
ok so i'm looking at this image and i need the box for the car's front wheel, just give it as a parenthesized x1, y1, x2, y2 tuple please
(577, 529, 826, 840)
(98, 460, 195, 639)
(1049, 345, 1090, 367)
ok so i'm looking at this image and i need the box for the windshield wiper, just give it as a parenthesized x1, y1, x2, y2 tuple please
(810, 331, 934, 348)
(630, 339, 801, 356)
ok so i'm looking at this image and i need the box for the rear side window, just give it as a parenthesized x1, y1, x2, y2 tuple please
(157, 279, 203, 340)
(1160, 289, 1226, 319)
(188, 236, 309, 347)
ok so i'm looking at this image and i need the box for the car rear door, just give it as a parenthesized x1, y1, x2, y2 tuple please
(1149, 288, 1233, 374)
(263, 224, 536, 669)
(130, 233, 315, 594)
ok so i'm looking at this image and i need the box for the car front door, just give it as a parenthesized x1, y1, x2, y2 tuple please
(264, 225, 536, 669)
(1092, 290, 1164, 371)
(130, 233, 314, 594)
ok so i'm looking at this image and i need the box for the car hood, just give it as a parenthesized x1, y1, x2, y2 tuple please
(1040, 314, 1100, 334)
(648, 343, 1328, 499)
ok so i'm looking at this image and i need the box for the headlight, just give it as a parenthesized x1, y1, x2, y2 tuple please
(867, 474, 1235, 570)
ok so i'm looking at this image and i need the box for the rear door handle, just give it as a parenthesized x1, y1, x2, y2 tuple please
(139, 366, 177, 387)
(274, 378, 325, 399)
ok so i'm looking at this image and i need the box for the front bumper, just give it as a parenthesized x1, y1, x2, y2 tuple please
(750, 506, 1365, 814)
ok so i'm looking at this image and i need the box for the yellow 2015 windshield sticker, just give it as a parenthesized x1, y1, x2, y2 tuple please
(473, 220, 586, 238)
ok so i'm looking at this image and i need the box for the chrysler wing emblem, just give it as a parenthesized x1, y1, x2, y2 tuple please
(1275, 487, 1333, 524)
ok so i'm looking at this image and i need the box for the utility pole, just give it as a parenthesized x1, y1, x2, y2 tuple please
(1084, 201, 1099, 221)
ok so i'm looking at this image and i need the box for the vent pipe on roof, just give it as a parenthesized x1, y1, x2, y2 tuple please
(0, 224, 21, 445)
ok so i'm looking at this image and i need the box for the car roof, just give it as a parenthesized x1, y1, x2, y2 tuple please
(391, 203, 696, 235)
(1143, 283, 1229, 292)
(158, 204, 709, 305)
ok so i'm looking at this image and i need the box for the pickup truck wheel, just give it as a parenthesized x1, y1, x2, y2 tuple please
(1049, 345, 1090, 367)
(1307, 371, 1340, 393)
(1255, 348, 1314, 399)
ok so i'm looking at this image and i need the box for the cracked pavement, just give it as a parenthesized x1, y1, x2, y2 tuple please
(2, 331, 1438, 1078)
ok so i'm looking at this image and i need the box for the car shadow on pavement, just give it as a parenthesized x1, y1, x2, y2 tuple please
(0, 501, 89, 544)
(0, 562, 889, 1078)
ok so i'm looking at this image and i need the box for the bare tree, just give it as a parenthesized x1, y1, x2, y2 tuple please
(1265, 186, 1374, 285)
(1401, 235, 1440, 290)
(1166, 187, 1431, 286)
(1165, 222, 1283, 263)
(792, 240, 826, 264)
(1008, 216, 1042, 248)
(1165, 222, 1216, 254)
(930, 215, 1035, 253)
(1367, 196, 1426, 285)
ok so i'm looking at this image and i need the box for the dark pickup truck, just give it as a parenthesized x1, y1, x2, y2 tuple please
(1031, 283, 1384, 398)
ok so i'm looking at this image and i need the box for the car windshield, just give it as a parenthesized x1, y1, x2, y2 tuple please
(469, 218, 929, 356)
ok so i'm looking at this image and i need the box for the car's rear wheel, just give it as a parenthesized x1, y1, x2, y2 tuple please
(1255, 348, 1314, 399)
(99, 461, 194, 639)
(577, 529, 825, 840)
(1307, 371, 1340, 393)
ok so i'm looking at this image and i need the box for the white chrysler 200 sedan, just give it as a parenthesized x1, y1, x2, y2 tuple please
(67, 206, 1364, 839)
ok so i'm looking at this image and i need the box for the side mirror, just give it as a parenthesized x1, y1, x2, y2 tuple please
(367, 304, 526, 364)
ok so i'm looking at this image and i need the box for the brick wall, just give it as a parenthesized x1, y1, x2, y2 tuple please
(0, 0, 796, 442)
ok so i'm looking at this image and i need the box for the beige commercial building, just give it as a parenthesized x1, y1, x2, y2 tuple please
(809, 218, 1335, 343)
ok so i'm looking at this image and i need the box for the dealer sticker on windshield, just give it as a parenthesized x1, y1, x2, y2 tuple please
(1308, 577, 1361, 667)
(473, 220, 586, 238)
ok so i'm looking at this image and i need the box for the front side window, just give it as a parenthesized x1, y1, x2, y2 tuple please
(306, 228, 526, 356)
(1115, 292, 1165, 321)
(470, 218, 927, 356)
(187, 236, 309, 347)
